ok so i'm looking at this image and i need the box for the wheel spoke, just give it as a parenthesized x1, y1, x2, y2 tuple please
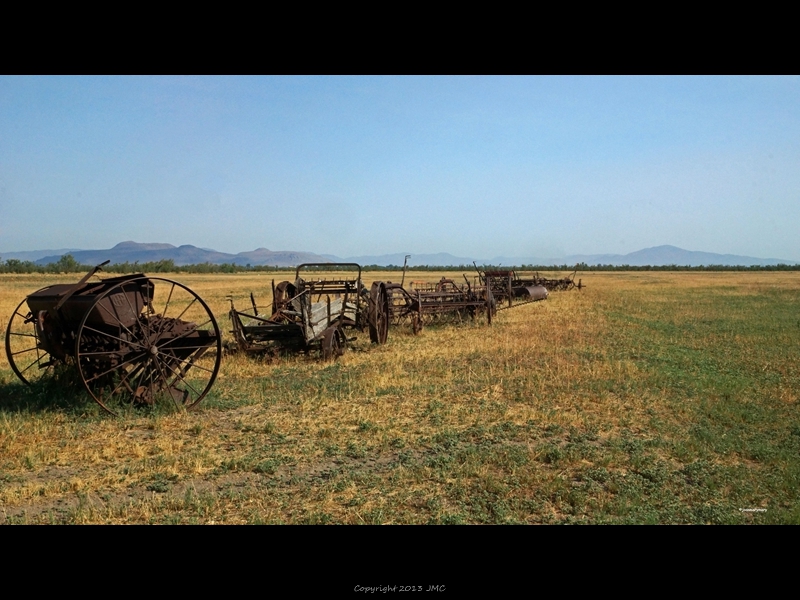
(10, 346, 41, 357)
(154, 283, 176, 340)
(79, 325, 145, 350)
(151, 356, 188, 409)
(160, 350, 216, 375)
(164, 362, 203, 408)
(157, 318, 214, 347)
(154, 358, 182, 390)
(153, 343, 218, 352)
(162, 298, 198, 334)
(156, 355, 204, 399)
(120, 285, 146, 338)
(9, 332, 38, 339)
(128, 359, 154, 402)
(95, 298, 143, 346)
(125, 363, 150, 396)
(18, 356, 48, 376)
(82, 351, 148, 384)
(150, 354, 174, 390)
(106, 361, 148, 400)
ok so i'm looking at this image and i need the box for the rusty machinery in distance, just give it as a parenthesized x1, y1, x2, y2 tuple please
(4, 261, 222, 416)
(382, 257, 585, 331)
(228, 263, 391, 360)
(227, 258, 580, 347)
(228, 259, 499, 346)
(526, 269, 584, 292)
(374, 256, 498, 334)
(392, 276, 497, 334)
(473, 263, 584, 308)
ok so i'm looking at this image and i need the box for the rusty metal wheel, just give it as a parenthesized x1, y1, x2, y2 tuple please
(272, 280, 295, 314)
(321, 325, 345, 361)
(75, 277, 221, 416)
(369, 282, 390, 345)
(4, 289, 61, 385)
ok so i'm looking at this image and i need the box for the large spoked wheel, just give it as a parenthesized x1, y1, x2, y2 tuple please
(75, 277, 222, 416)
(369, 282, 390, 345)
(5, 288, 62, 385)
(321, 325, 346, 361)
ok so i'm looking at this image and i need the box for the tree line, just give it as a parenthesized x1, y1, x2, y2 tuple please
(1, 254, 798, 274)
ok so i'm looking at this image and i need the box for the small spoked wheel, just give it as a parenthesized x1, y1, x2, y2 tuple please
(75, 277, 221, 416)
(321, 325, 346, 361)
(369, 282, 390, 345)
(4, 288, 61, 385)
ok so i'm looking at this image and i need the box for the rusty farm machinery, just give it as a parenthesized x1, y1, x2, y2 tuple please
(474, 264, 584, 308)
(228, 257, 574, 341)
(4, 261, 222, 415)
(478, 267, 548, 309)
(3, 256, 582, 415)
(379, 257, 571, 333)
(228, 263, 390, 359)
(227, 260, 502, 354)
(379, 260, 586, 332)
(526, 269, 584, 292)
(383, 276, 497, 334)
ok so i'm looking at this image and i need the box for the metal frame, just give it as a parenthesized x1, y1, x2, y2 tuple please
(228, 263, 390, 359)
(384, 275, 496, 334)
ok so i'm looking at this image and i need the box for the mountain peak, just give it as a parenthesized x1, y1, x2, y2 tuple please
(644, 244, 682, 251)
(112, 241, 176, 251)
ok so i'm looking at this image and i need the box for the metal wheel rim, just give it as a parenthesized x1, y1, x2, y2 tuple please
(369, 282, 390, 345)
(75, 276, 221, 416)
(322, 326, 345, 361)
(5, 287, 59, 385)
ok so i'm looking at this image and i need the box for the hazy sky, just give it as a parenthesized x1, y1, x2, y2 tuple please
(1, 75, 798, 260)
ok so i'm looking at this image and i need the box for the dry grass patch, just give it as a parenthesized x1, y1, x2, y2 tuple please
(1, 270, 799, 523)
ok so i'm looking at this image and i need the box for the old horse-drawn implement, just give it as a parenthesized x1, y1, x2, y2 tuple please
(473, 264, 585, 309)
(4, 261, 222, 415)
(525, 269, 584, 292)
(356, 256, 497, 334)
(384, 276, 497, 334)
(228, 263, 390, 359)
(476, 266, 549, 309)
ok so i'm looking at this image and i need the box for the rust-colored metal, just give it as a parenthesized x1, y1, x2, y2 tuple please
(382, 273, 495, 334)
(369, 282, 389, 344)
(228, 263, 390, 360)
(526, 269, 584, 292)
(473, 264, 584, 311)
(5, 262, 221, 416)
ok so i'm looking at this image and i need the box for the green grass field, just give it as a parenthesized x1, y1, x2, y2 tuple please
(1, 271, 798, 523)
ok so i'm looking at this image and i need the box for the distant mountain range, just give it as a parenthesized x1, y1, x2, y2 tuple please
(0, 242, 796, 268)
(0, 248, 84, 262)
(330, 245, 798, 267)
(0, 241, 329, 268)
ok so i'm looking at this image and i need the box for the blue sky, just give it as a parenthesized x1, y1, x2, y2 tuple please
(1, 75, 798, 260)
